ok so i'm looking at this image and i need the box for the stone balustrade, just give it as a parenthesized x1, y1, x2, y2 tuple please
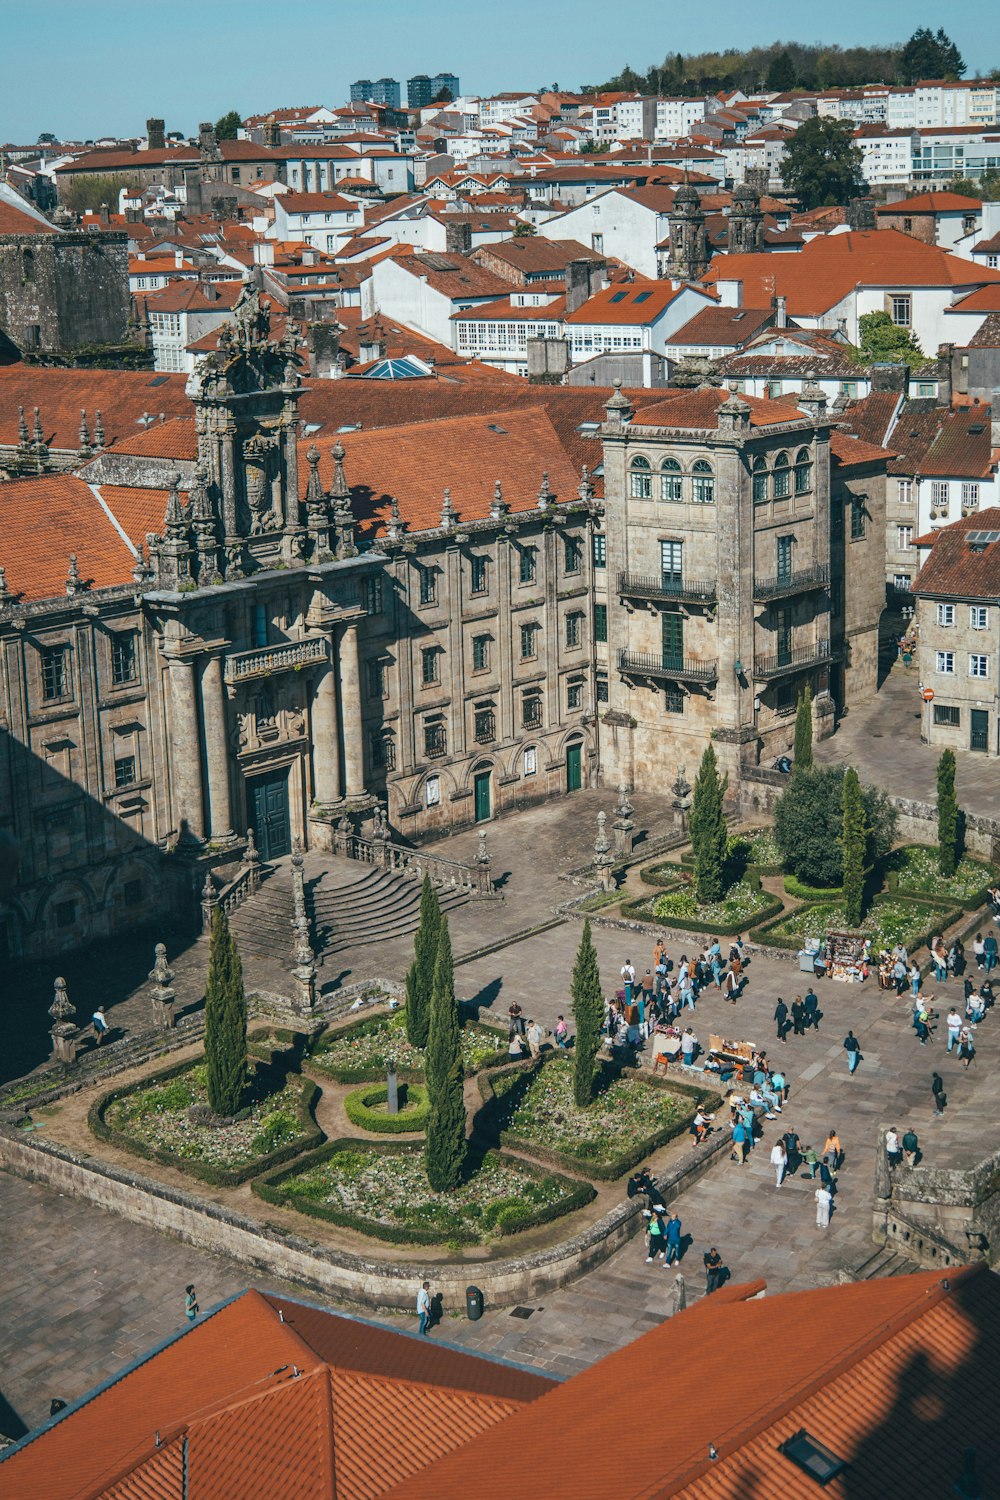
(223, 637, 328, 685)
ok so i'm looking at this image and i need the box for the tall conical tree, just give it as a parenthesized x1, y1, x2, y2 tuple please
(690, 744, 729, 903)
(793, 685, 814, 771)
(424, 919, 466, 1191)
(204, 906, 247, 1117)
(840, 767, 868, 928)
(572, 918, 604, 1108)
(405, 875, 441, 1048)
(936, 749, 959, 877)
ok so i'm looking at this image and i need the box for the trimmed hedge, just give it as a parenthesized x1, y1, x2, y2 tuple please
(638, 862, 686, 890)
(252, 1137, 595, 1247)
(619, 889, 784, 938)
(89, 1057, 323, 1187)
(477, 1055, 722, 1181)
(783, 875, 844, 902)
(343, 1082, 431, 1134)
(308, 1012, 508, 1085)
(752, 893, 964, 952)
(884, 845, 1000, 910)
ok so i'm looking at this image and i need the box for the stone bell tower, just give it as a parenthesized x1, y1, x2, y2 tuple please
(728, 181, 764, 255)
(667, 178, 709, 283)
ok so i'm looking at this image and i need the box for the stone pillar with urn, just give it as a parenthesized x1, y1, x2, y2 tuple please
(149, 942, 176, 1029)
(612, 783, 635, 858)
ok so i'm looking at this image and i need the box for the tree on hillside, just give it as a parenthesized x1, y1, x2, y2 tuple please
(405, 876, 441, 1048)
(779, 116, 867, 209)
(854, 311, 925, 365)
(775, 766, 897, 888)
(936, 748, 960, 877)
(690, 744, 729, 903)
(571, 919, 604, 1108)
(423, 918, 467, 1191)
(898, 27, 965, 84)
(204, 906, 247, 1117)
(793, 685, 814, 771)
(214, 110, 242, 141)
(59, 171, 144, 215)
(840, 767, 868, 927)
(766, 50, 796, 92)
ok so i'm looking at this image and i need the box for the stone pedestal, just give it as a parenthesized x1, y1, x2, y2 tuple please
(593, 810, 613, 890)
(612, 783, 635, 858)
(149, 941, 176, 1030)
(48, 977, 79, 1065)
(387, 1065, 399, 1115)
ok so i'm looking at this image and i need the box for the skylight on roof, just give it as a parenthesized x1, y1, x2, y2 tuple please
(780, 1430, 847, 1486)
(633, 291, 652, 303)
(966, 529, 1000, 545)
(487, 423, 508, 434)
(610, 290, 628, 303)
(148, 375, 169, 387)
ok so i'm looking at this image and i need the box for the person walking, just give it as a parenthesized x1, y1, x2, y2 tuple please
(803, 1143, 819, 1179)
(417, 1281, 432, 1336)
(774, 998, 789, 1044)
(770, 1138, 788, 1188)
(791, 997, 806, 1036)
(621, 960, 636, 1004)
(527, 1019, 544, 1059)
(815, 1185, 832, 1229)
(945, 1007, 962, 1054)
(554, 1015, 569, 1049)
(910, 963, 922, 999)
(703, 1246, 724, 1294)
(782, 1127, 800, 1175)
(931, 1072, 947, 1118)
(803, 987, 820, 1031)
(185, 1285, 199, 1323)
(731, 1117, 749, 1165)
(92, 1006, 110, 1045)
(823, 1129, 841, 1173)
(959, 1025, 976, 1069)
(664, 1212, 682, 1266)
(984, 932, 998, 974)
(914, 1002, 931, 1045)
(843, 1030, 862, 1074)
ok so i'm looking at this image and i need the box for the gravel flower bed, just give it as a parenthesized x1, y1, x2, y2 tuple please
(888, 845, 995, 904)
(763, 897, 955, 951)
(311, 1010, 504, 1079)
(651, 880, 775, 927)
(273, 1145, 579, 1245)
(491, 1057, 686, 1167)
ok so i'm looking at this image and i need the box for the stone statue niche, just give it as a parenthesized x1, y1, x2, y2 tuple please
(240, 429, 281, 535)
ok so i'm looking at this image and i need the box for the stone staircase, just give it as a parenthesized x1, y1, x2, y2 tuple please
(226, 855, 470, 964)
(852, 1244, 921, 1280)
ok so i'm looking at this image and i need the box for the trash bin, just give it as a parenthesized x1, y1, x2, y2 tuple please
(466, 1285, 484, 1321)
(798, 950, 816, 974)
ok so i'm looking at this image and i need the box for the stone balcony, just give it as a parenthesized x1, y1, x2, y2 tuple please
(223, 637, 328, 685)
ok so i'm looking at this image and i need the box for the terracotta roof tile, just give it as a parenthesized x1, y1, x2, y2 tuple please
(947, 284, 1000, 313)
(0, 367, 190, 452)
(105, 420, 198, 460)
(667, 306, 775, 347)
(876, 190, 981, 213)
(631, 387, 807, 429)
(913, 507, 1000, 598)
(0, 199, 57, 235)
(839, 390, 902, 449)
(0, 474, 137, 601)
(969, 310, 1000, 348)
(564, 281, 699, 326)
(919, 406, 995, 477)
(142, 281, 244, 314)
(98, 485, 174, 546)
(829, 429, 895, 468)
(280, 191, 359, 214)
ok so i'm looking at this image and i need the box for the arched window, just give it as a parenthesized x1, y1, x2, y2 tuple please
(794, 446, 812, 495)
(691, 459, 714, 505)
(752, 454, 768, 503)
(630, 456, 652, 499)
(772, 451, 790, 499)
(660, 457, 683, 502)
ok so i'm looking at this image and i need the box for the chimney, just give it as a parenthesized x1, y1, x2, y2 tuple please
(308, 320, 342, 379)
(445, 220, 472, 254)
(847, 196, 876, 232)
(937, 343, 954, 408)
(263, 117, 281, 148)
(201, 280, 219, 301)
(774, 293, 787, 328)
(564, 258, 594, 314)
(175, 249, 184, 268)
(146, 118, 166, 151)
(98, 202, 110, 227)
(992, 389, 1000, 451)
(198, 121, 218, 156)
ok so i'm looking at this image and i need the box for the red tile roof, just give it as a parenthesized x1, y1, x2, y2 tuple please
(829, 429, 896, 468)
(0, 474, 137, 601)
(876, 191, 982, 214)
(279, 191, 358, 214)
(630, 387, 807, 429)
(0, 367, 190, 451)
(55, 146, 199, 174)
(913, 507, 1000, 597)
(667, 306, 775, 347)
(98, 485, 174, 544)
(450, 295, 566, 322)
(143, 280, 244, 314)
(947, 284, 1000, 313)
(564, 280, 697, 326)
(0, 198, 56, 235)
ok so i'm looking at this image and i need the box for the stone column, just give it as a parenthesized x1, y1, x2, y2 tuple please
(311, 654, 342, 803)
(167, 656, 205, 840)
(338, 622, 365, 797)
(201, 654, 232, 838)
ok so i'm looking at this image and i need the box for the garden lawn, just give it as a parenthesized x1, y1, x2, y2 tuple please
(310, 1010, 504, 1080)
(492, 1056, 691, 1170)
(727, 827, 783, 869)
(266, 1145, 579, 1246)
(761, 896, 956, 951)
(887, 845, 997, 906)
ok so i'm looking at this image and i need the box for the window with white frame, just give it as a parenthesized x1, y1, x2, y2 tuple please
(937, 603, 955, 626)
(969, 653, 990, 678)
(970, 606, 990, 630)
(660, 457, 683, 502)
(931, 481, 949, 509)
(936, 651, 955, 673)
(523, 746, 537, 776)
(630, 456, 652, 499)
(691, 459, 714, 505)
(961, 482, 980, 510)
(890, 294, 912, 326)
(894, 573, 911, 592)
(897, 525, 913, 550)
(897, 479, 913, 504)
(425, 775, 441, 806)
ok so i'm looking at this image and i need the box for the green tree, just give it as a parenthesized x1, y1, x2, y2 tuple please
(214, 110, 243, 141)
(59, 171, 144, 214)
(423, 920, 467, 1190)
(840, 767, 868, 927)
(854, 311, 924, 365)
(936, 748, 959, 876)
(793, 685, 814, 771)
(571, 919, 604, 1108)
(779, 116, 867, 209)
(774, 766, 897, 887)
(690, 744, 729, 903)
(898, 27, 964, 84)
(766, 49, 796, 92)
(512, 220, 537, 235)
(405, 876, 441, 1048)
(204, 906, 247, 1117)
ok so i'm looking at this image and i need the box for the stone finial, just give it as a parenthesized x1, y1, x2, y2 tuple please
(132, 540, 150, 585)
(32, 406, 44, 447)
(537, 471, 553, 508)
(0, 565, 9, 605)
(78, 409, 92, 455)
(603, 378, 633, 426)
(490, 480, 508, 520)
(65, 554, 81, 596)
(244, 826, 260, 865)
(16, 405, 29, 448)
(163, 478, 186, 539)
(305, 443, 323, 504)
(330, 439, 349, 501)
(386, 495, 402, 542)
(93, 410, 106, 449)
(440, 487, 455, 529)
(578, 465, 594, 503)
(49, 975, 75, 1024)
(594, 809, 611, 858)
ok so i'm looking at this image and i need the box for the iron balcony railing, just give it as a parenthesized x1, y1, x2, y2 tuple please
(753, 639, 834, 679)
(754, 564, 830, 601)
(618, 649, 718, 684)
(474, 711, 497, 743)
(617, 570, 717, 604)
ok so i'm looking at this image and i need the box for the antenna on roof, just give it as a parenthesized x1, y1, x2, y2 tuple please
(278, 1308, 284, 1322)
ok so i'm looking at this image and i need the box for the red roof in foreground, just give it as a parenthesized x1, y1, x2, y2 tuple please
(0, 474, 138, 601)
(0, 1289, 551, 1500)
(385, 1266, 1000, 1500)
(913, 507, 1000, 598)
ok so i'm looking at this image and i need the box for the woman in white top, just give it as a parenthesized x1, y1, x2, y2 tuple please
(770, 1139, 787, 1188)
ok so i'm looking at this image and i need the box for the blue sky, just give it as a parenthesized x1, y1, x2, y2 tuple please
(4, 0, 1000, 142)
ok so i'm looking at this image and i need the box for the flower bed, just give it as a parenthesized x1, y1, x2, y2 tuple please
(480, 1055, 716, 1179)
(253, 1139, 594, 1247)
(754, 894, 962, 952)
(638, 861, 686, 890)
(308, 1009, 507, 1084)
(343, 1081, 431, 1135)
(884, 845, 998, 908)
(90, 1058, 322, 1186)
(621, 879, 783, 936)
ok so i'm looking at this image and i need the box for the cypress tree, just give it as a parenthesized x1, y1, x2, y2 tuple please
(424, 919, 466, 1190)
(571, 919, 604, 1108)
(793, 685, 813, 771)
(405, 875, 441, 1048)
(840, 767, 868, 928)
(690, 744, 729, 903)
(204, 906, 247, 1117)
(936, 749, 959, 877)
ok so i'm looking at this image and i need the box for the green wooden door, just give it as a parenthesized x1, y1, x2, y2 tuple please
(971, 709, 989, 752)
(566, 741, 582, 793)
(249, 769, 291, 861)
(474, 770, 492, 822)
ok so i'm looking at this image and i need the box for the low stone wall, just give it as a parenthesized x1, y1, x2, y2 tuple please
(0, 1119, 731, 1311)
(873, 1129, 1000, 1270)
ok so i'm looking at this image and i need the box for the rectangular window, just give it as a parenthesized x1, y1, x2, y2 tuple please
(970, 606, 990, 630)
(898, 479, 913, 504)
(423, 720, 446, 757)
(368, 659, 387, 698)
(594, 603, 608, 643)
(520, 623, 537, 660)
(519, 546, 537, 583)
(565, 612, 582, 648)
(937, 603, 955, 626)
(425, 774, 441, 805)
(474, 706, 496, 742)
(934, 703, 960, 726)
(893, 574, 911, 593)
(417, 564, 436, 606)
(472, 634, 490, 672)
(566, 680, 583, 710)
(752, 467, 768, 503)
(523, 746, 537, 776)
(596, 675, 609, 703)
(364, 576, 383, 615)
(110, 631, 137, 686)
(661, 540, 682, 585)
(592, 533, 606, 568)
(664, 687, 684, 714)
(523, 693, 542, 728)
(114, 754, 137, 788)
(253, 604, 268, 647)
(563, 535, 581, 574)
(962, 482, 980, 511)
(369, 731, 395, 770)
(420, 646, 439, 685)
(897, 525, 913, 550)
(55, 900, 77, 930)
(931, 481, 949, 509)
(470, 555, 488, 593)
(662, 612, 684, 664)
(936, 651, 955, 674)
(776, 535, 793, 580)
(890, 294, 911, 326)
(850, 499, 866, 540)
(773, 464, 790, 500)
(969, 654, 990, 678)
(41, 645, 68, 701)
